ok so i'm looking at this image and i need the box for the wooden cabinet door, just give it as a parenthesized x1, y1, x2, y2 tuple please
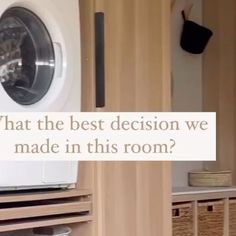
(97, 0, 171, 112)
(79, 0, 172, 236)
(81, 0, 171, 112)
(203, 0, 236, 183)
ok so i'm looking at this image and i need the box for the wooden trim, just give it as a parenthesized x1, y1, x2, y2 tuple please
(193, 201, 198, 236)
(173, 190, 236, 203)
(80, 0, 96, 112)
(0, 201, 91, 221)
(172, 203, 192, 209)
(95, 0, 104, 12)
(95, 162, 105, 236)
(0, 189, 91, 203)
(161, 0, 171, 112)
(224, 198, 229, 236)
(198, 200, 224, 207)
(0, 215, 92, 233)
(159, 162, 172, 236)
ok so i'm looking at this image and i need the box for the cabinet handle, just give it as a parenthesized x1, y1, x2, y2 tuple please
(207, 205, 214, 212)
(172, 208, 180, 217)
(95, 12, 105, 108)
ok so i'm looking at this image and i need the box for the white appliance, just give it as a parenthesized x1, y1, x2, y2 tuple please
(0, 161, 78, 190)
(0, 1, 80, 190)
(0, 0, 81, 111)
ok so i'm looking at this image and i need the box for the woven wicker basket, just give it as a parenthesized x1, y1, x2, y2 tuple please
(198, 200, 224, 236)
(229, 199, 236, 235)
(172, 203, 194, 236)
(189, 170, 232, 187)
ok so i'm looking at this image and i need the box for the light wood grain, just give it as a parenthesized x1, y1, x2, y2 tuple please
(72, 163, 96, 236)
(203, 0, 236, 184)
(0, 215, 92, 233)
(80, 0, 96, 112)
(95, 162, 172, 236)
(224, 198, 229, 236)
(193, 201, 198, 236)
(78, 0, 172, 236)
(92, 0, 171, 112)
(0, 189, 91, 203)
(0, 201, 91, 221)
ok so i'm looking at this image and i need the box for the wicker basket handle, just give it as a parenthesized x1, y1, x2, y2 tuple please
(207, 205, 214, 212)
(172, 208, 182, 218)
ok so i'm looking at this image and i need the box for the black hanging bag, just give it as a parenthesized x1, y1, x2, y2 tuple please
(180, 11, 213, 54)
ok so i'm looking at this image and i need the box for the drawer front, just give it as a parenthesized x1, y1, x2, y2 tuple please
(229, 199, 236, 236)
(172, 203, 194, 236)
(198, 200, 224, 236)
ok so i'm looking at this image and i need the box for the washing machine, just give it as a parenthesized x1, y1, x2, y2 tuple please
(0, 0, 81, 111)
(0, 1, 80, 191)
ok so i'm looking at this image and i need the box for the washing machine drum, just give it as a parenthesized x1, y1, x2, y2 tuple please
(0, 7, 55, 105)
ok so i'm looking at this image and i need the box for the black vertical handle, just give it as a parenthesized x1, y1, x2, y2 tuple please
(95, 12, 105, 108)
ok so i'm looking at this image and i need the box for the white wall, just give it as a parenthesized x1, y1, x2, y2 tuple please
(171, 0, 204, 187)
(172, 0, 202, 112)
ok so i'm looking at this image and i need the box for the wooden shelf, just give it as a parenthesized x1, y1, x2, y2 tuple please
(0, 189, 93, 232)
(0, 214, 93, 233)
(0, 189, 92, 203)
(0, 201, 91, 221)
(172, 186, 236, 203)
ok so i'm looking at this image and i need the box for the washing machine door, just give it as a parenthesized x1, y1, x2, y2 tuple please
(0, 7, 55, 105)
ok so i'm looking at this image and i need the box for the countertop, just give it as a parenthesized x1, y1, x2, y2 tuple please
(172, 186, 236, 203)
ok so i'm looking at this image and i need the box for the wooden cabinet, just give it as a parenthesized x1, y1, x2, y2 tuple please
(81, 0, 171, 112)
(80, 0, 172, 236)
(0, 189, 92, 233)
(203, 0, 236, 184)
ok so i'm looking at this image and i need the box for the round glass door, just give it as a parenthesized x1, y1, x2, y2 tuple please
(0, 7, 55, 105)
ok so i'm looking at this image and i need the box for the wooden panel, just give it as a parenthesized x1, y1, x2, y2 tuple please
(193, 201, 198, 236)
(102, 162, 137, 236)
(79, 0, 172, 236)
(94, 0, 171, 112)
(0, 201, 91, 221)
(96, 162, 171, 236)
(0, 215, 92, 233)
(100, 0, 136, 111)
(72, 162, 96, 236)
(135, 0, 171, 111)
(0, 189, 91, 203)
(80, 0, 96, 111)
(136, 162, 172, 236)
(74, 0, 97, 235)
(74, 162, 99, 236)
(93, 0, 172, 234)
(224, 198, 229, 236)
(203, 0, 236, 183)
